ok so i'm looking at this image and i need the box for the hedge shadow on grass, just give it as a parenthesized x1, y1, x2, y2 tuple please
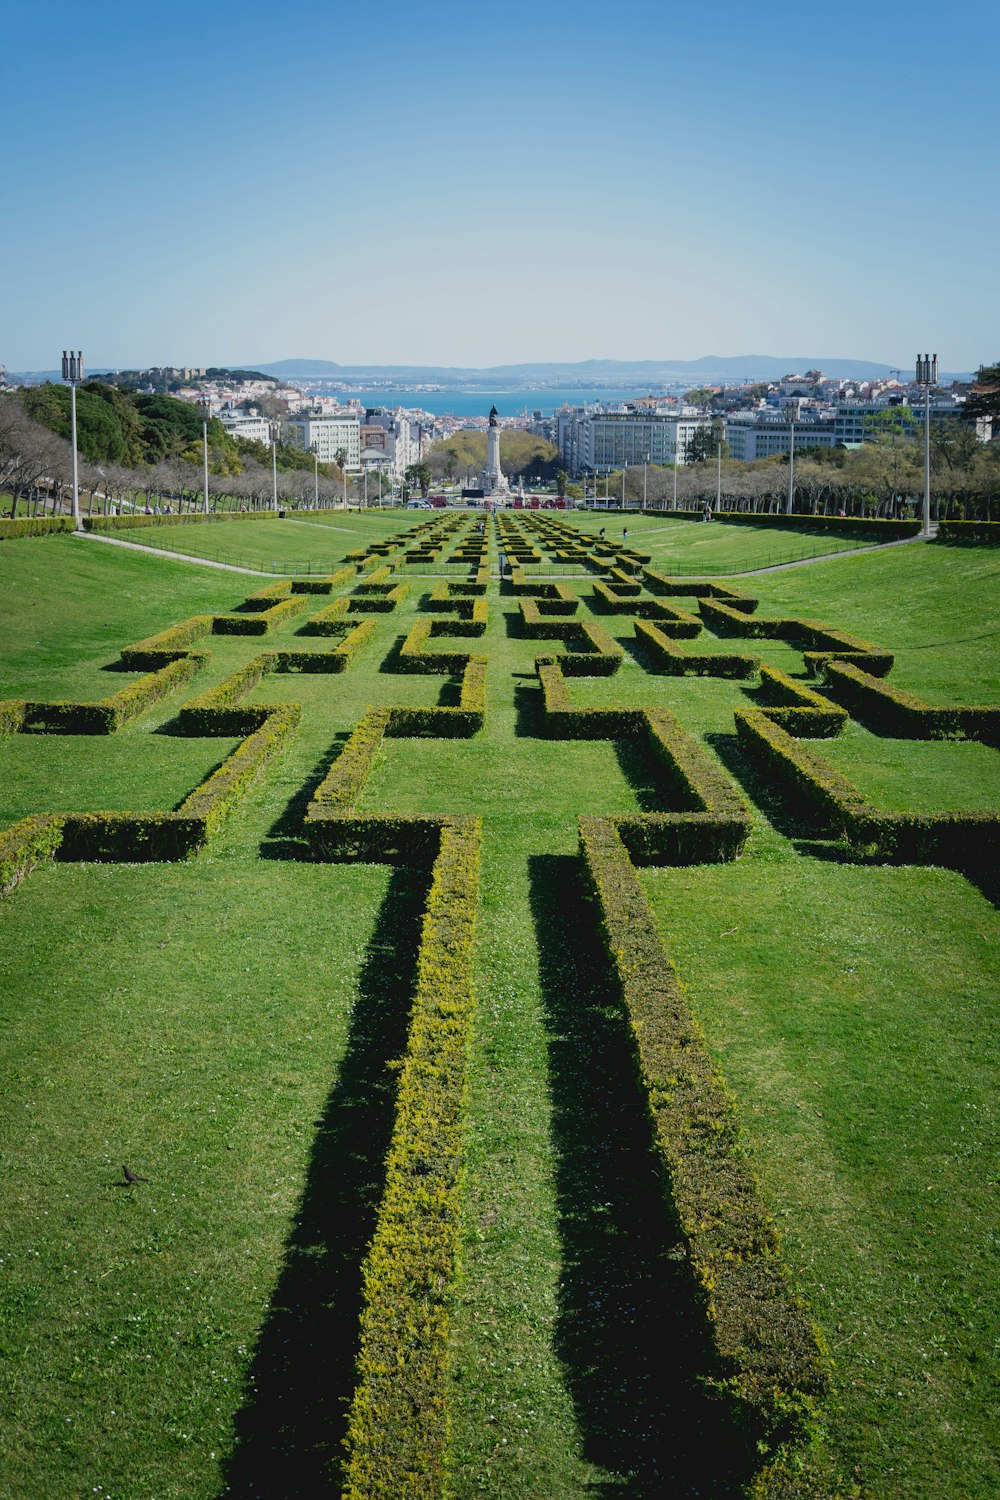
(528, 854, 751, 1497)
(513, 683, 543, 738)
(705, 730, 830, 842)
(219, 865, 429, 1499)
(377, 634, 409, 673)
(612, 737, 692, 813)
(263, 732, 351, 843)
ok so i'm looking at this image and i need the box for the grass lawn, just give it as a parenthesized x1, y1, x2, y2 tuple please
(106, 512, 411, 573)
(547, 509, 873, 570)
(0, 520, 997, 1497)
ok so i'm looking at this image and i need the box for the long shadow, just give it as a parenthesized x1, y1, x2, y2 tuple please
(528, 855, 752, 1497)
(264, 733, 351, 841)
(706, 730, 829, 840)
(513, 683, 543, 738)
(219, 865, 429, 1498)
(378, 633, 409, 672)
(612, 737, 687, 812)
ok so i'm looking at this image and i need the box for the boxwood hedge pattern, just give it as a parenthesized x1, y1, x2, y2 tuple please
(4, 510, 999, 1497)
(341, 816, 482, 1499)
(578, 817, 828, 1459)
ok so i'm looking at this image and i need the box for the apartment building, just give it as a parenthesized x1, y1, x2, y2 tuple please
(558, 408, 711, 475)
(283, 412, 362, 470)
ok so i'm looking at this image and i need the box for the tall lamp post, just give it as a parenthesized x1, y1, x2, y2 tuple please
(785, 401, 798, 515)
(310, 442, 320, 510)
(642, 451, 649, 510)
(61, 350, 84, 530)
(916, 353, 938, 537)
(197, 398, 211, 513)
(268, 421, 280, 511)
(714, 418, 724, 514)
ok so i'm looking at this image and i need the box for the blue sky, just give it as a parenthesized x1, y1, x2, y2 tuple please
(3, 0, 997, 373)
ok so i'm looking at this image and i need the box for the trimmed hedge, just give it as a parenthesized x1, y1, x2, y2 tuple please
(935, 520, 1000, 546)
(274, 617, 377, 672)
(176, 703, 300, 837)
(699, 600, 895, 675)
(120, 615, 213, 668)
(0, 700, 26, 736)
(643, 572, 758, 612)
(756, 664, 848, 739)
(823, 660, 1000, 744)
(634, 619, 759, 678)
(578, 817, 828, 1456)
(718, 512, 920, 541)
(802, 649, 893, 679)
(735, 706, 869, 834)
(734, 706, 1000, 871)
(387, 657, 487, 738)
(591, 583, 703, 630)
(211, 596, 307, 634)
(536, 661, 751, 862)
(398, 620, 476, 675)
(175, 655, 278, 735)
(56, 813, 207, 863)
(0, 517, 75, 540)
(537, 659, 642, 740)
(82, 510, 278, 533)
(242, 580, 293, 608)
(428, 599, 487, 637)
(18, 654, 203, 735)
(0, 814, 65, 895)
(307, 707, 391, 813)
(343, 816, 481, 1499)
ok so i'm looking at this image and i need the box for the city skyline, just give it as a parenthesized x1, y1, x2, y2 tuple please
(3, 0, 998, 372)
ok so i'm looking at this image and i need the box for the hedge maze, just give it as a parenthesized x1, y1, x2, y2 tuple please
(1, 506, 997, 1497)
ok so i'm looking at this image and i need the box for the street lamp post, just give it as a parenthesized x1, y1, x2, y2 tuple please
(61, 350, 84, 530)
(785, 401, 797, 516)
(310, 442, 319, 510)
(643, 453, 648, 510)
(269, 421, 280, 510)
(915, 353, 938, 537)
(715, 420, 724, 514)
(197, 398, 211, 513)
(672, 438, 679, 512)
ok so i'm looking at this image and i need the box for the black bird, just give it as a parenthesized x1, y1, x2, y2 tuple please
(122, 1164, 149, 1184)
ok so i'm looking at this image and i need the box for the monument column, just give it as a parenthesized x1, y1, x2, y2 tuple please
(480, 404, 509, 495)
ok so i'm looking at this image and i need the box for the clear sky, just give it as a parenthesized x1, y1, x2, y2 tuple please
(3, 0, 997, 373)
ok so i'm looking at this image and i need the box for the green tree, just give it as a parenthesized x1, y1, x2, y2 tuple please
(963, 362, 1000, 429)
(405, 461, 431, 497)
(683, 387, 715, 407)
(685, 424, 729, 465)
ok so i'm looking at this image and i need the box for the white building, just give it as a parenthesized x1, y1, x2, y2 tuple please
(725, 412, 839, 461)
(283, 412, 362, 471)
(363, 409, 426, 480)
(558, 409, 712, 475)
(218, 410, 273, 445)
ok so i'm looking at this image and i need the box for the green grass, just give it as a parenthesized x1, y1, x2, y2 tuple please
(0, 522, 997, 1496)
(546, 510, 872, 570)
(641, 849, 999, 1499)
(107, 511, 415, 572)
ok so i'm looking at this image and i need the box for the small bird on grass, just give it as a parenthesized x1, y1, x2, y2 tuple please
(122, 1165, 150, 1185)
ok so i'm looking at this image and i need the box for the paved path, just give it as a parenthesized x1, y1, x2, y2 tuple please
(731, 531, 930, 576)
(72, 530, 274, 575)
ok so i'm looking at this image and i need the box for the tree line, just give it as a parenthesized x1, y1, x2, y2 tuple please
(0, 384, 351, 518)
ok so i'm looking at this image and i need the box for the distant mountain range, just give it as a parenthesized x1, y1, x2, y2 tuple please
(9, 355, 972, 385)
(252, 355, 970, 384)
